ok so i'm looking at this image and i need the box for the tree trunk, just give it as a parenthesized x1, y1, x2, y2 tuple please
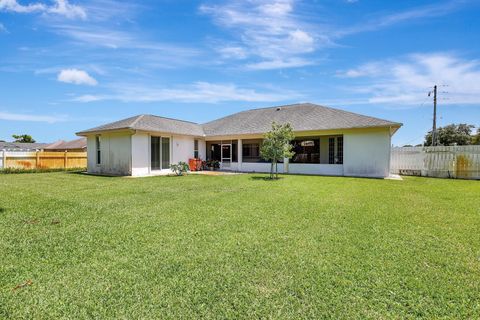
(275, 161, 278, 179)
(270, 162, 274, 179)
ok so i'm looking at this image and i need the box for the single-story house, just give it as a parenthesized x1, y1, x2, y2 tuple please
(76, 103, 402, 178)
(45, 138, 87, 152)
(0, 142, 49, 151)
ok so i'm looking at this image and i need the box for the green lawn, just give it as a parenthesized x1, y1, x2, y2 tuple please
(0, 172, 479, 319)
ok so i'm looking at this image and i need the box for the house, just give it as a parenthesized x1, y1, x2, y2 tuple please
(45, 138, 87, 152)
(76, 103, 402, 178)
(0, 142, 49, 151)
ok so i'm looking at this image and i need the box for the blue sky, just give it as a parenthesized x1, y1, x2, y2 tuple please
(1, 0, 480, 146)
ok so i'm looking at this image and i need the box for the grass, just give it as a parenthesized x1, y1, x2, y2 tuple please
(0, 172, 479, 319)
(0, 167, 86, 174)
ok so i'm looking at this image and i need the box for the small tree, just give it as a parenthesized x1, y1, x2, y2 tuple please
(12, 134, 36, 143)
(260, 122, 295, 179)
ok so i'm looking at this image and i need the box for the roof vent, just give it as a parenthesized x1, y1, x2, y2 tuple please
(276, 107, 281, 111)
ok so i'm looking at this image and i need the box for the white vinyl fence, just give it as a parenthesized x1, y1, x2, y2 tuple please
(391, 145, 480, 179)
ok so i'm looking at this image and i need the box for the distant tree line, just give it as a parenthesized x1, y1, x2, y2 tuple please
(401, 124, 480, 147)
(424, 124, 479, 146)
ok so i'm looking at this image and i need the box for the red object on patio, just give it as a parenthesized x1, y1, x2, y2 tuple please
(188, 158, 202, 171)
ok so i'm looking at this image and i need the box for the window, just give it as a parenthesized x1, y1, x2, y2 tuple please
(151, 136, 170, 170)
(337, 136, 343, 164)
(231, 141, 238, 162)
(328, 136, 343, 164)
(242, 143, 261, 162)
(95, 136, 101, 165)
(194, 139, 199, 158)
(291, 139, 320, 163)
(328, 138, 335, 164)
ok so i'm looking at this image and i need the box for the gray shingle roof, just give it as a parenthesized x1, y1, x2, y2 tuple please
(45, 138, 87, 150)
(77, 103, 401, 137)
(77, 114, 204, 136)
(202, 103, 401, 136)
(0, 142, 49, 151)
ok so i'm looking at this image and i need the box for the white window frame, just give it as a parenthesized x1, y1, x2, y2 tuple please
(194, 139, 199, 159)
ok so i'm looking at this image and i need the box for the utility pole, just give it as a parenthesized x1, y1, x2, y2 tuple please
(428, 85, 438, 146)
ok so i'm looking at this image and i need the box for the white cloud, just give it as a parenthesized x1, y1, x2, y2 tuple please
(47, 0, 86, 20)
(337, 1, 464, 37)
(0, 0, 45, 13)
(57, 68, 97, 86)
(218, 46, 248, 59)
(0, 111, 65, 123)
(200, 0, 320, 69)
(0, 22, 8, 33)
(339, 53, 480, 106)
(72, 81, 300, 103)
(200, 0, 467, 70)
(246, 57, 314, 70)
(0, 0, 86, 19)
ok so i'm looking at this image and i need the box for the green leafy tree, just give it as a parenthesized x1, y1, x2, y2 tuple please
(12, 134, 36, 143)
(424, 124, 474, 146)
(260, 122, 295, 179)
(472, 128, 480, 145)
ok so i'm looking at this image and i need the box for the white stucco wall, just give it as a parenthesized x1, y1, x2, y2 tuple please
(343, 129, 391, 178)
(288, 164, 343, 175)
(130, 132, 204, 176)
(86, 132, 132, 175)
(172, 136, 194, 163)
(239, 162, 285, 173)
(85, 127, 392, 177)
(198, 139, 206, 160)
(131, 132, 150, 176)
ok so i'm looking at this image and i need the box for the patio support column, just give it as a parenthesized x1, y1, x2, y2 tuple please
(238, 139, 242, 172)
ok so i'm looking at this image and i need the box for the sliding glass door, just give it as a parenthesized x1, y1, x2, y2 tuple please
(151, 137, 161, 170)
(161, 137, 170, 170)
(151, 136, 170, 170)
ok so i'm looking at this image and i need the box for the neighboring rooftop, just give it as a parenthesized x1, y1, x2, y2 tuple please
(45, 138, 87, 150)
(0, 142, 49, 151)
(77, 103, 402, 137)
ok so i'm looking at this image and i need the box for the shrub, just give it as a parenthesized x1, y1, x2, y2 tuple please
(206, 160, 220, 170)
(170, 162, 189, 176)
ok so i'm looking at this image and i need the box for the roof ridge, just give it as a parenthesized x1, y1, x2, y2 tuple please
(143, 114, 200, 125)
(129, 114, 145, 128)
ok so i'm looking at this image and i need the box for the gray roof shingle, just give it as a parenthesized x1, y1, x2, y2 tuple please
(0, 142, 49, 150)
(202, 103, 401, 136)
(77, 103, 401, 137)
(77, 114, 205, 136)
(45, 138, 87, 150)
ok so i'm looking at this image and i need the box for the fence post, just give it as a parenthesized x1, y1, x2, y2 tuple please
(36, 151, 40, 169)
(2, 150, 6, 169)
(64, 151, 68, 169)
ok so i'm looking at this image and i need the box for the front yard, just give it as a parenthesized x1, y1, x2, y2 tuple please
(0, 172, 479, 318)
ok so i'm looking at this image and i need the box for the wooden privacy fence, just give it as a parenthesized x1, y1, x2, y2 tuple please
(391, 145, 480, 180)
(0, 150, 87, 170)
